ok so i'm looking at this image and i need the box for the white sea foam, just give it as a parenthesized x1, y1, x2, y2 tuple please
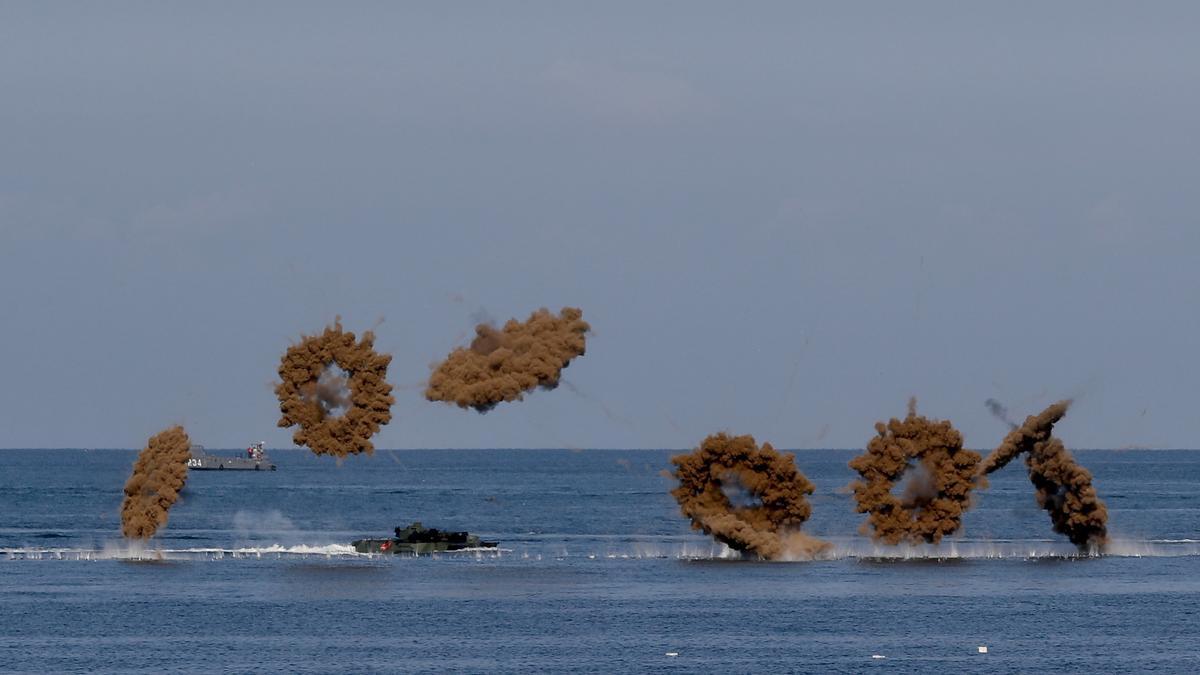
(1, 542, 512, 561)
(2, 542, 364, 561)
(810, 537, 1200, 560)
(5, 538, 1199, 562)
(588, 537, 1200, 562)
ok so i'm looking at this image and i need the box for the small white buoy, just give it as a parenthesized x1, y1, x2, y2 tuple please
(871, 654, 886, 660)
(665, 652, 679, 657)
(977, 646, 988, 654)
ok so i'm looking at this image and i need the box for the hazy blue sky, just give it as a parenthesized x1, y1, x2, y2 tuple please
(2, 3, 1197, 450)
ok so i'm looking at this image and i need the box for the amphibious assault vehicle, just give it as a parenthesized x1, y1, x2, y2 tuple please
(352, 522, 498, 554)
(186, 442, 276, 471)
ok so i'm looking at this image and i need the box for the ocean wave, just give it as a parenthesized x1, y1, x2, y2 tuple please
(6, 537, 1199, 562)
(1, 542, 512, 561)
(590, 537, 1200, 561)
(1, 542, 365, 561)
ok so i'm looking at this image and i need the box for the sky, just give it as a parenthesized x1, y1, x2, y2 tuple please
(1, 2, 1198, 450)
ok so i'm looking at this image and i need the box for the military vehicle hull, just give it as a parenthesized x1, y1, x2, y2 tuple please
(352, 522, 498, 554)
(351, 539, 498, 554)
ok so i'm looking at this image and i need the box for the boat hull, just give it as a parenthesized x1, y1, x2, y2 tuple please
(186, 443, 275, 471)
(187, 456, 276, 471)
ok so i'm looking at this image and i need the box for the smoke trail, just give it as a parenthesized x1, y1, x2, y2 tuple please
(121, 426, 191, 538)
(984, 398, 1017, 429)
(426, 307, 589, 413)
(276, 319, 394, 457)
(670, 433, 829, 560)
(849, 400, 981, 545)
(980, 400, 1108, 551)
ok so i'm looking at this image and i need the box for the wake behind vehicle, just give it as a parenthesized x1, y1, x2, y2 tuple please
(187, 442, 276, 471)
(352, 522, 499, 554)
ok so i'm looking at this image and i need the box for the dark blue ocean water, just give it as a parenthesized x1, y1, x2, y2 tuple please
(3, 448, 1200, 673)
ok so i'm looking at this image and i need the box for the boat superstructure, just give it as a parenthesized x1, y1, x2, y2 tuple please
(186, 442, 276, 471)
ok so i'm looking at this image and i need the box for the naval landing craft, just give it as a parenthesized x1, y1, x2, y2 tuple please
(187, 442, 276, 471)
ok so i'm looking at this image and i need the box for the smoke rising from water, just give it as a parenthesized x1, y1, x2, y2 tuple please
(670, 433, 829, 560)
(849, 400, 981, 545)
(980, 400, 1108, 551)
(276, 320, 394, 457)
(425, 307, 589, 413)
(121, 426, 191, 538)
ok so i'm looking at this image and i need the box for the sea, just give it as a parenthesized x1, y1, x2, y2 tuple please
(2, 447, 1199, 673)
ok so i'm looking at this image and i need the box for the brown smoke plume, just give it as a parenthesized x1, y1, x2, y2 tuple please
(980, 400, 1108, 551)
(276, 320, 394, 457)
(425, 307, 589, 413)
(670, 433, 829, 560)
(849, 400, 981, 545)
(121, 426, 191, 538)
